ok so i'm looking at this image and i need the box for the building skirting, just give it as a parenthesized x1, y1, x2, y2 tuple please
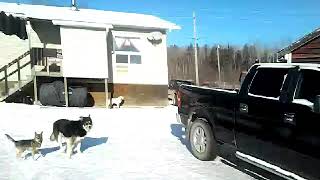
(111, 83, 168, 107)
(90, 83, 169, 107)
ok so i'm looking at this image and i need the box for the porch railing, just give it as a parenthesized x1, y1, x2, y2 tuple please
(0, 51, 31, 96)
(31, 48, 63, 74)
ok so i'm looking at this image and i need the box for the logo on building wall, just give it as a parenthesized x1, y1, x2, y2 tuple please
(147, 31, 163, 45)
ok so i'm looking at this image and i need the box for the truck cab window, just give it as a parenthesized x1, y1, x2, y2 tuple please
(295, 69, 320, 104)
(249, 68, 289, 98)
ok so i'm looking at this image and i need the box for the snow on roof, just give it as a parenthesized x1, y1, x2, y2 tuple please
(0, 2, 181, 30)
(277, 27, 320, 56)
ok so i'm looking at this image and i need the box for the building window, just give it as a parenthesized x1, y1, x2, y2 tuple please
(130, 55, 141, 64)
(116, 54, 128, 63)
(114, 36, 142, 64)
(116, 54, 141, 64)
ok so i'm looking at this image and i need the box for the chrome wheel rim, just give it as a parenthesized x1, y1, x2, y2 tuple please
(192, 126, 207, 153)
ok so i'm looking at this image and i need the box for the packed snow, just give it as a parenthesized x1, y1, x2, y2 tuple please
(0, 103, 260, 180)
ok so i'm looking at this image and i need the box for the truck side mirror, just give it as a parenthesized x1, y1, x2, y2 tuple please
(313, 95, 320, 113)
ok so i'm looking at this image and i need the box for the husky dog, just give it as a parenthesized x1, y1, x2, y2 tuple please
(5, 132, 43, 160)
(50, 115, 93, 158)
(111, 96, 124, 108)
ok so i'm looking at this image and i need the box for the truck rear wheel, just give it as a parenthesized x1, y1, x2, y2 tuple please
(189, 119, 217, 161)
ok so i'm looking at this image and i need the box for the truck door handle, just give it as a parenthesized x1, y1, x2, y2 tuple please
(284, 113, 295, 125)
(239, 103, 248, 113)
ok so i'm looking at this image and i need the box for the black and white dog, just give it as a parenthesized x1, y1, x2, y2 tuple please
(50, 115, 93, 158)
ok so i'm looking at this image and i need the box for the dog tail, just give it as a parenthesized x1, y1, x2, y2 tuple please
(5, 134, 15, 143)
(50, 124, 59, 142)
(50, 132, 55, 141)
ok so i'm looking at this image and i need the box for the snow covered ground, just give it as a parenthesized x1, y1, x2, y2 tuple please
(0, 103, 267, 180)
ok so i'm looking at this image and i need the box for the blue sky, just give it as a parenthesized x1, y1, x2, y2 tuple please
(1, 0, 320, 47)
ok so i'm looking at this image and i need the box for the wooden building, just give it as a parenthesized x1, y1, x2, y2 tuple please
(278, 28, 320, 63)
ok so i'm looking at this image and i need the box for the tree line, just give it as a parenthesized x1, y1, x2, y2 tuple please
(167, 44, 279, 87)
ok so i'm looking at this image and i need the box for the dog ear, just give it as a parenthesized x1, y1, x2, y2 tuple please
(88, 114, 90, 117)
(80, 116, 83, 120)
(41, 131, 43, 135)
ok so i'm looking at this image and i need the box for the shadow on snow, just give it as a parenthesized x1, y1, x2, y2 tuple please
(170, 123, 281, 180)
(38, 136, 108, 157)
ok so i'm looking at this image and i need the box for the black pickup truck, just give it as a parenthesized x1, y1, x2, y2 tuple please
(177, 63, 320, 180)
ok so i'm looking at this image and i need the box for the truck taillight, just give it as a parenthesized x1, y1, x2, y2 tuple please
(177, 90, 182, 108)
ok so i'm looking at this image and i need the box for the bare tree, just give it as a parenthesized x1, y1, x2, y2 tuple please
(167, 43, 278, 87)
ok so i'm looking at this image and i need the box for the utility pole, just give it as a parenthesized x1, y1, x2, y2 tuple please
(193, 11, 199, 86)
(71, 0, 78, 10)
(217, 45, 221, 83)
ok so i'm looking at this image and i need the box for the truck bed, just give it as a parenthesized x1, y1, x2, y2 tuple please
(178, 84, 238, 127)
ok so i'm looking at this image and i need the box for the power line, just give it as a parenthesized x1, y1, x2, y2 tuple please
(161, 14, 320, 22)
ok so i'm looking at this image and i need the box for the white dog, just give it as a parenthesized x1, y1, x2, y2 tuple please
(111, 96, 124, 108)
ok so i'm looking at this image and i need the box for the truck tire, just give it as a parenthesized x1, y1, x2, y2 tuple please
(189, 119, 217, 161)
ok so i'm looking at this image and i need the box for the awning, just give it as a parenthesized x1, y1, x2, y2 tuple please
(0, 11, 28, 40)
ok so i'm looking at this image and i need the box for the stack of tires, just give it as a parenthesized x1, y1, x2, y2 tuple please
(39, 81, 88, 107)
(39, 81, 65, 106)
(68, 86, 88, 107)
